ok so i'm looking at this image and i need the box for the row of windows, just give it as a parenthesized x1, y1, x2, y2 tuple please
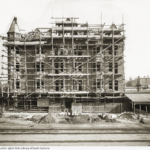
(14, 62, 83, 72)
(15, 80, 83, 91)
(14, 62, 118, 73)
(14, 80, 118, 91)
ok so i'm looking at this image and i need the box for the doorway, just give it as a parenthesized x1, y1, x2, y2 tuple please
(65, 101, 72, 109)
(65, 98, 73, 109)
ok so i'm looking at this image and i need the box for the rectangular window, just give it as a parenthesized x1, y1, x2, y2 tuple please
(37, 80, 40, 89)
(60, 63, 63, 72)
(73, 45, 76, 55)
(78, 50, 82, 55)
(109, 46, 117, 55)
(93, 79, 96, 90)
(97, 47, 100, 53)
(61, 80, 63, 89)
(97, 79, 100, 89)
(41, 63, 44, 72)
(79, 80, 82, 91)
(93, 47, 96, 54)
(75, 63, 82, 71)
(11, 47, 14, 51)
(36, 47, 44, 54)
(41, 80, 44, 89)
(16, 47, 19, 54)
(55, 48, 58, 55)
(78, 63, 82, 71)
(16, 81, 20, 89)
(55, 81, 59, 91)
(36, 80, 44, 89)
(109, 62, 112, 72)
(114, 46, 118, 55)
(36, 64, 40, 72)
(36, 63, 44, 72)
(75, 63, 77, 71)
(115, 63, 118, 74)
(60, 49, 63, 55)
(74, 49, 77, 55)
(115, 80, 118, 91)
(93, 63, 96, 72)
(55, 63, 59, 74)
(109, 80, 112, 90)
(36, 48, 39, 54)
(16, 63, 20, 72)
(97, 62, 100, 71)
(109, 46, 112, 55)
(73, 80, 77, 90)
(93, 79, 101, 89)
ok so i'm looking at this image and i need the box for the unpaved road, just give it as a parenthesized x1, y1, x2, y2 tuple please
(0, 122, 150, 146)
(0, 129, 150, 146)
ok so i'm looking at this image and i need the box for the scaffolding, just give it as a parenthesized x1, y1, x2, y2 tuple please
(0, 17, 126, 112)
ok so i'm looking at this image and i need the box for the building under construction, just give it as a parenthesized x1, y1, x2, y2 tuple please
(0, 17, 130, 113)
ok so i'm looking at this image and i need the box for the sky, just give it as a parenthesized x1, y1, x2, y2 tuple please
(0, 0, 150, 80)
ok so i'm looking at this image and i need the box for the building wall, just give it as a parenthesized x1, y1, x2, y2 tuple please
(8, 42, 124, 94)
(6, 23, 125, 97)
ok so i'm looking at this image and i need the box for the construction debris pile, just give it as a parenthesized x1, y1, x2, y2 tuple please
(140, 117, 150, 124)
(28, 114, 102, 124)
(118, 112, 139, 121)
(117, 112, 150, 124)
(3, 111, 150, 125)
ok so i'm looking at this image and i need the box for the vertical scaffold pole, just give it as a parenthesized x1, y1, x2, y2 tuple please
(24, 36, 28, 109)
(100, 13, 103, 101)
(7, 46, 10, 98)
(39, 34, 42, 98)
(87, 22, 89, 92)
(123, 15, 126, 95)
(1, 51, 4, 106)
(62, 19, 65, 92)
(71, 16, 74, 92)
(13, 38, 16, 104)
(112, 22, 115, 103)
(52, 18, 54, 94)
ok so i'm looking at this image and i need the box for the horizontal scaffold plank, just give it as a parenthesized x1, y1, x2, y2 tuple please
(46, 74, 90, 76)
(47, 56, 90, 58)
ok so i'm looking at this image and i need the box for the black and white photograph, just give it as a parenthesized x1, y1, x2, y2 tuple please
(0, 0, 150, 147)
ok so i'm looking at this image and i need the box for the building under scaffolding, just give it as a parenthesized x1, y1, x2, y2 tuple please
(0, 17, 131, 113)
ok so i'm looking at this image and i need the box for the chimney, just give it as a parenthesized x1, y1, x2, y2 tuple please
(14, 17, 17, 23)
(137, 76, 140, 92)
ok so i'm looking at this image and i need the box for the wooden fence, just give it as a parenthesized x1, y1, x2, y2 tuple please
(72, 103, 82, 115)
(82, 103, 125, 113)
